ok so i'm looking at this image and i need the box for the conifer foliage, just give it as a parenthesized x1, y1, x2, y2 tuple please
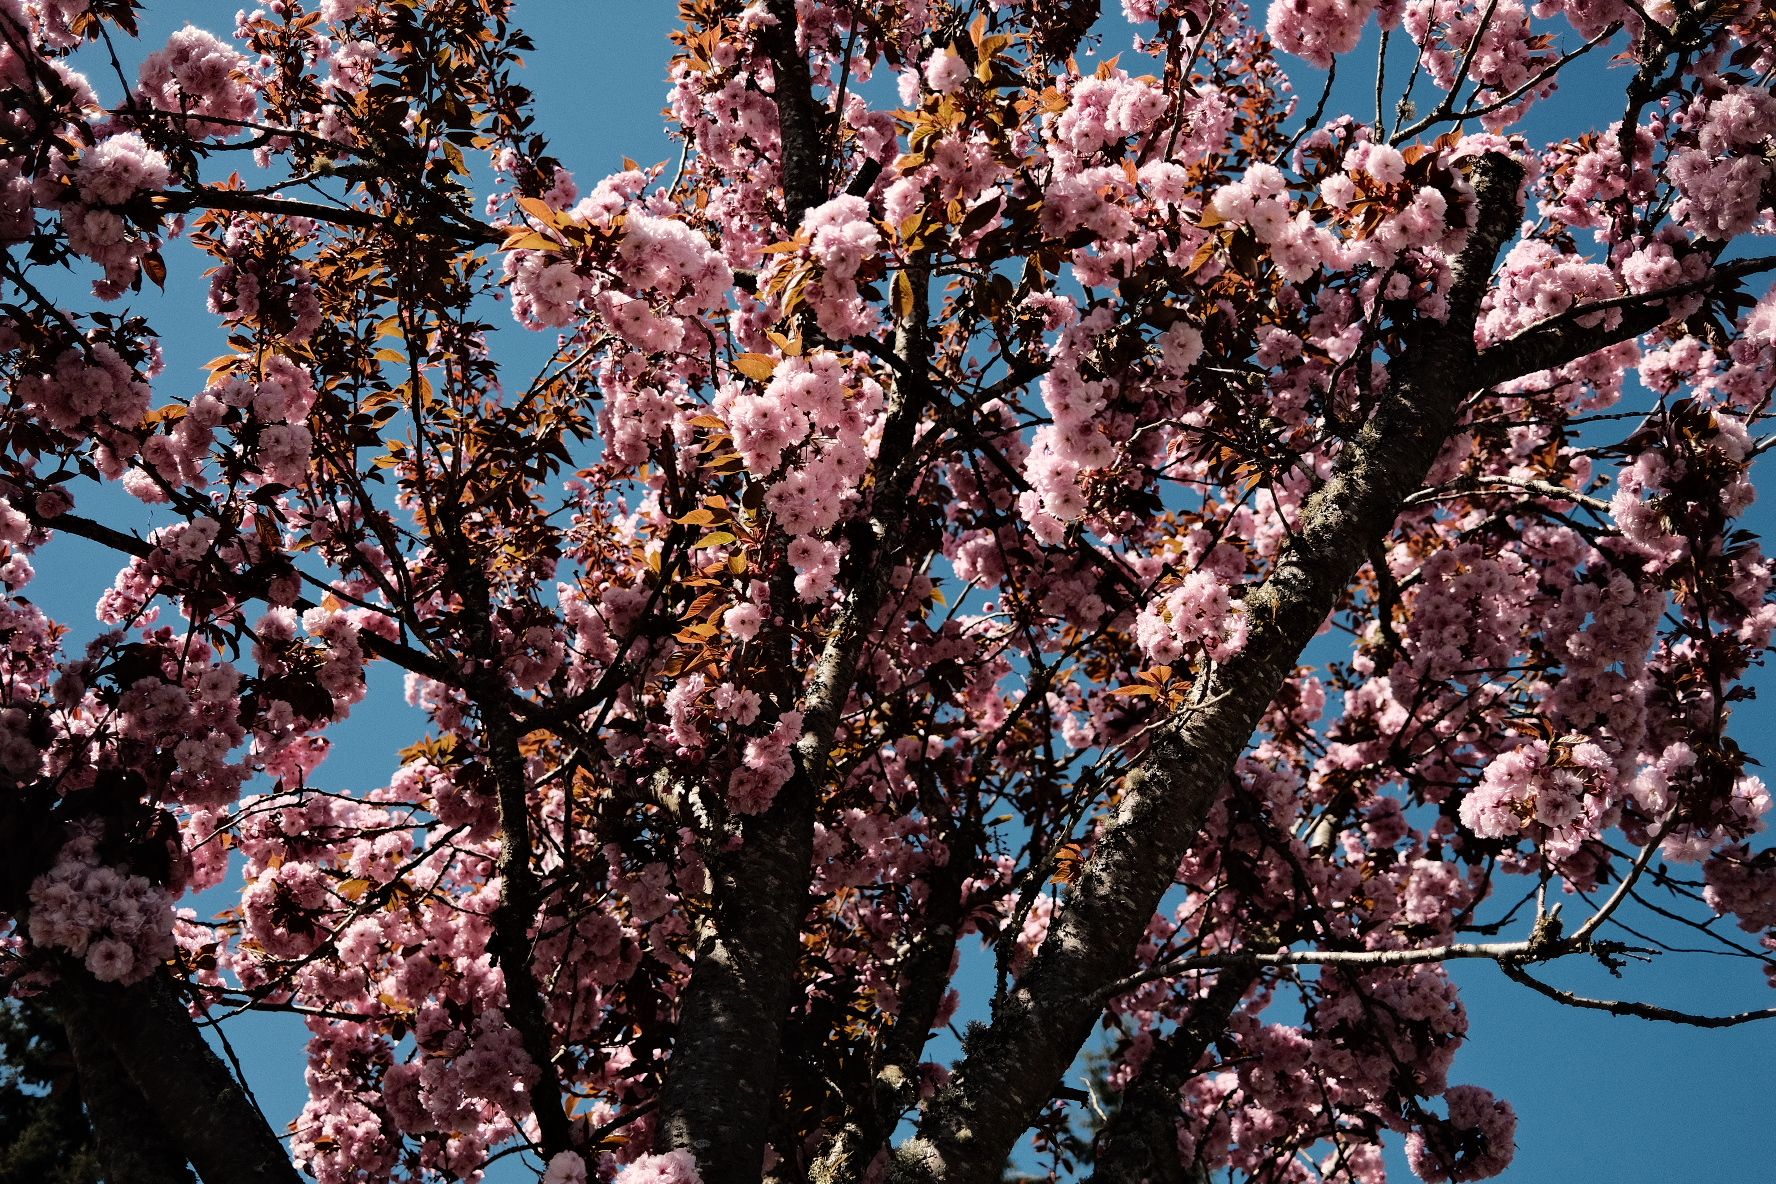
(0, 999, 99, 1184)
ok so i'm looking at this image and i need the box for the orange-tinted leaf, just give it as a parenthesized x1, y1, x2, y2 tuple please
(1183, 236, 1221, 278)
(892, 270, 916, 320)
(516, 196, 562, 227)
(1050, 843, 1084, 884)
(501, 230, 559, 253)
(733, 353, 777, 381)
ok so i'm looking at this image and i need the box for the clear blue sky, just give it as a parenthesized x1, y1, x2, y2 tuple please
(27, 3, 1776, 1181)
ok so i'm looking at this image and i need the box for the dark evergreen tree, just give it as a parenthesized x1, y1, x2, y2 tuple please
(0, 997, 99, 1184)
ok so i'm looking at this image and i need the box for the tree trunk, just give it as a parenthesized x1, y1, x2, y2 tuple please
(888, 153, 1530, 1184)
(56, 970, 301, 1184)
(1085, 969, 1256, 1184)
(59, 1000, 197, 1184)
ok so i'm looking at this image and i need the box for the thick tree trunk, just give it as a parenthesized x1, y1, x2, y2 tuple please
(655, 8, 935, 1169)
(809, 814, 974, 1184)
(655, 779, 818, 1181)
(56, 970, 301, 1184)
(888, 154, 1530, 1184)
(60, 1000, 198, 1184)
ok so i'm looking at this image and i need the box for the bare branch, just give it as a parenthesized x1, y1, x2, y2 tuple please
(1570, 815, 1677, 944)
(1393, 22, 1618, 142)
(1403, 474, 1612, 514)
(156, 186, 503, 245)
(1498, 962, 1776, 1028)
(1086, 969, 1256, 1184)
(1474, 255, 1776, 388)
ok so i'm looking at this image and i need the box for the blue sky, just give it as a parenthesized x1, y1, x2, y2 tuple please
(22, 2, 1776, 1181)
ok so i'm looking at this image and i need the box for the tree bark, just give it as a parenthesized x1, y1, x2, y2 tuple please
(481, 676, 579, 1161)
(59, 999, 198, 1184)
(654, 768, 818, 1183)
(56, 970, 301, 1184)
(659, 308, 934, 1182)
(809, 812, 974, 1184)
(887, 153, 1529, 1184)
(757, 0, 826, 221)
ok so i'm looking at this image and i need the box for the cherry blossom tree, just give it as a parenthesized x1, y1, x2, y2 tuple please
(1, 0, 1774, 1182)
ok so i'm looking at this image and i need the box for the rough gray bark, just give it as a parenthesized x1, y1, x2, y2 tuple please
(480, 672, 578, 1161)
(886, 153, 1530, 1184)
(56, 970, 302, 1184)
(436, 519, 579, 1166)
(654, 784, 818, 1183)
(59, 1000, 197, 1184)
(757, 0, 826, 221)
(808, 808, 974, 1184)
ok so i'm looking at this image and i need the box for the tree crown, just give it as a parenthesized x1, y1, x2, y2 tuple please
(0, 2, 1774, 1183)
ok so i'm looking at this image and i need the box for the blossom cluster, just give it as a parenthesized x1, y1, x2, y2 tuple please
(27, 839, 177, 984)
(135, 25, 257, 139)
(716, 350, 883, 598)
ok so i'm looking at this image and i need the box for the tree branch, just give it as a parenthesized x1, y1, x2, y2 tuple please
(1085, 968, 1256, 1184)
(33, 501, 578, 1161)
(1472, 254, 1776, 388)
(59, 999, 197, 1184)
(756, 0, 827, 223)
(24, 507, 597, 736)
(887, 153, 1530, 1184)
(156, 186, 503, 245)
(1497, 962, 1776, 1028)
(439, 544, 577, 1164)
(655, 8, 922, 1180)
(1402, 474, 1611, 514)
(659, 270, 938, 1182)
(810, 795, 975, 1184)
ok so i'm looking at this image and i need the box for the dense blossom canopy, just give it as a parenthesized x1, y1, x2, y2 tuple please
(0, 0, 1773, 1182)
